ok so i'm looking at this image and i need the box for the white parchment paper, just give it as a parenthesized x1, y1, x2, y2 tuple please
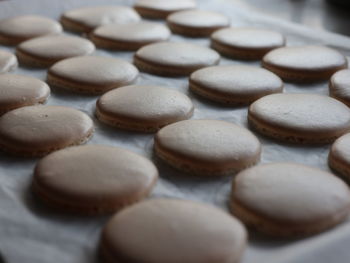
(0, 0, 350, 262)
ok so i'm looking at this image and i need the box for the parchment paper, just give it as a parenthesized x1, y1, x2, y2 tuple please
(0, 0, 350, 262)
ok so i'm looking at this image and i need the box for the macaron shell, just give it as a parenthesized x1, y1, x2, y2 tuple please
(0, 105, 94, 156)
(189, 65, 283, 105)
(0, 74, 50, 114)
(329, 133, 350, 181)
(101, 198, 247, 263)
(61, 6, 141, 33)
(154, 119, 261, 175)
(47, 56, 139, 94)
(329, 69, 350, 107)
(33, 145, 158, 214)
(0, 50, 17, 74)
(231, 163, 350, 237)
(90, 22, 171, 51)
(248, 93, 350, 144)
(0, 15, 62, 45)
(16, 35, 95, 67)
(96, 85, 194, 132)
(134, 42, 220, 76)
(262, 46, 348, 82)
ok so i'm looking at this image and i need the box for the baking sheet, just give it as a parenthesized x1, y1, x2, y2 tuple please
(0, 0, 350, 262)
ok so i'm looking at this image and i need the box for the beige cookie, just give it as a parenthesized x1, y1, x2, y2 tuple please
(47, 56, 139, 94)
(134, 0, 197, 19)
(96, 85, 194, 132)
(134, 42, 220, 76)
(100, 198, 247, 263)
(248, 93, 350, 144)
(0, 15, 62, 45)
(0, 105, 94, 157)
(262, 46, 348, 82)
(0, 74, 50, 114)
(33, 145, 158, 215)
(0, 50, 17, 74)
(231, 163, 350, 237)
(329, 69, 350, 106)
(61, 6, 141, 33)
(189, 65, 283, 105)
(90, 22, 171, 51)
(154, 119, 261, 176)
(211, 27, 285, 60)
(329, 133, 350, 182)
(16, 34, 95, 68)
(167, 10, 229, 37)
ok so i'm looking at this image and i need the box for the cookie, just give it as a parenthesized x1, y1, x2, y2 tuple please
(154, 119, 261, 176)
(134, 0, 197, 19)
(134, 42, 220, 76)
(231, 162, 350, 237)
(0, 50, 17, 74)
(248, 93, 350, 144)
(189, 65, 283, 105)
(211, 27, 285, 60)
(90, 22, 171, 51)
(262, 46, 348, 82)
(96, 85, 194, 132)
(16, 35, 95, 68)
(0, 105, 94, 157)
(0, 74, 50, 114)
(61, 6, 141, 33)
(100, 198, 247, 263)
(329, 69, 350, 106)
(47, 56, 139, 94)
(33, 145, 158, 215)
(167, 10, 229, 37)
(329, 133, 350, 182)
(0, 15, 62, 45)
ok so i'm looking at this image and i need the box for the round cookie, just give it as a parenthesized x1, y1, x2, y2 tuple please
(0, 105, 94, 157)
(90, 22, 171, 51)
(189, 65, 283, 105)
(47, 56, 139, 94)
(329, 133, 350, 182)
(329, 69, 350, 106)
(134, 0, 197, 19)
(33, 145, 158, 215)
(96, 85, 194, 132)
(0, 15, 62, 45)
(262, 45, 348, 82)
(211, 27, 285, 60)
(248, 93, 350, 144)
(154, 119, 261, 176)
(16, 34, 95, 68)
(0, 74, 50, 114)
(61, 6, 141, 33)
(231, 162, 350, 237)
(100, 198, 247, 263)
(167, 10, 229, 37)
(0, 50, 17, 74)
(134, 42, 220, 77)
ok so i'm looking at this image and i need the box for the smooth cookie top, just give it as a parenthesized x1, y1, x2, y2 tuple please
(134, 0, 196, 13)
(0, 105, 93, 155)
(97, 85, 194, 126)
(330, 69, 350, 105)
(17, 35, 95, 60)
(0, 50, 17, 74)
(249, 93, 350, 137)
(48, 55, 138, 87)
(135, 42, 220, 68)
(0, 74, 50, 113)
(34, 145, 158, 208)
(211, 27, 285, 49)
(330, 133, 350, 166)
(232, 163, 350, 224)
(190, 65, 283, 99)
(167, 10, 229, 28)
(0, 15, 62, 43)
(101, 198, 247, 263)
